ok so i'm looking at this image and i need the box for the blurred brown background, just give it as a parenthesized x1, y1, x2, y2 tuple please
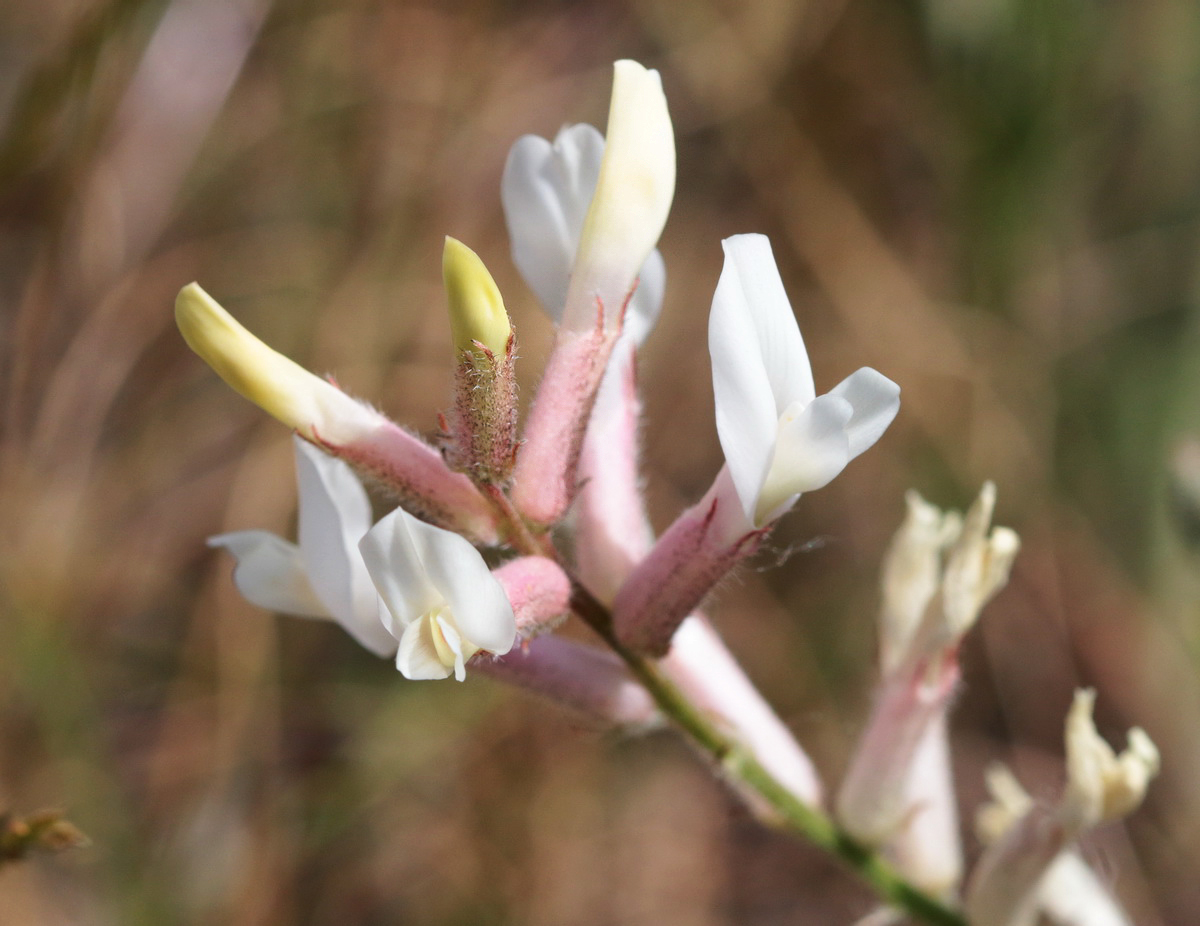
(2, 0, 1200, 922)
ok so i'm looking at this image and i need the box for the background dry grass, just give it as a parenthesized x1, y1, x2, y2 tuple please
(2, 0, 1200, 922)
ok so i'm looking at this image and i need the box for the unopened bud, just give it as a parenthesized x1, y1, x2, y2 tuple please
(443, 237, 512, 359)
(879, 491, 961, 673)
(940, 482, 1021, 638)
(177, 283, 501, 543)
(493, 556, 572, 637)
(439, 240, 519, 484)
(175, 283, 381, 445)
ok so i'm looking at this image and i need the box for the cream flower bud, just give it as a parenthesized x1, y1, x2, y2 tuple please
(178, 282, 501, 543)
(175, 282, 382, 445)
(440, 238, 519, 485)
(968, 695, 1159, 926)
(442, 236, 512, 358)
(563, 59, 675, 332)
(879, 490, 962, 674)
(975, 764, 1034, 845)
(940, 482, 1021, 639)
(1063, 688, 1160, 831)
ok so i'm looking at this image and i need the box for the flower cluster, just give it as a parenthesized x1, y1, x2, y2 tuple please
(180, 60, 1157, 924)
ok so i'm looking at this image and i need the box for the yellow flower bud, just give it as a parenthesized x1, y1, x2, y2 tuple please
(442, 237, 511, 359)
(175, 283, 380, 444)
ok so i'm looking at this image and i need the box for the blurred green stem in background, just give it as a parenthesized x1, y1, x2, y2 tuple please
(0, 0, 165, 193)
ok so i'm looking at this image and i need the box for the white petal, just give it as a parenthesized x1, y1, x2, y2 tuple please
(1037, 851, 1132, 926)
(358, 506, 444, 638)
(720, 235, 815, 411)
(710, 235, 818, 520)
(395, 617, 453, 680)
(501, 124, 604, 322)
(294, 438, 395, 657)
(435, 615, 469, 682)
(502, 123, 667, 344)
(563, 61, 675, 331)
(756, 393, 853, 522)
(401, 515, 517, 657)
(829, 367, 901, 460)
(1063, 689, 1160, 829)
(208, 531, 329, 618)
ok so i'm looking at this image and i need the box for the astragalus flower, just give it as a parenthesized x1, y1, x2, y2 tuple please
(210, 439, 640, 708)
(503, 119, 665, 601)
(510, 60, 675, 527)
(209, 436, 396, 657)
(965, 690, 1160, 926)
(176, 283, 500, 543)
(359, 505, 516, 681)
(711, 234, 901, 528)
(501, 111, 821, 806)
(614, 233, 901, 655)
(973, 766, 1133, 926)
(837, 485, 1019, 859)
(502, 122, 666, 345)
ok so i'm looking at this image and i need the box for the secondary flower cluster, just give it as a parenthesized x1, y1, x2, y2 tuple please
(179, 60, 1158, 924)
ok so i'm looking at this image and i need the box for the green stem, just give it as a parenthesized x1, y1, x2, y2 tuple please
(489, 485, 967, 924)
(566, 580, 969, 926)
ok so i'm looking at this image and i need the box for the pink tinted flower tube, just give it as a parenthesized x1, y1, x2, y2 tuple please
(176, 283, 500, 544)
(615, 234, 900, 655)
(836, 485, 1018, 882)
(509, 60, 675, 528)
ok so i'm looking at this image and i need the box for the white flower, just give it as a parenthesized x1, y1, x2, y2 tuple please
(940, 483, 1021, 639)
(501, 60, 673, 337)
(208, 436, 395, 657)
(1063, 688, 1160, 830)
(502, 124, 666, 344)
(975, 764, 1139, 926)
(878, 490, 963, 673)
(359, 506, 516, 681)
(709, 234, 901, 526)
(967, 695, 1160, 926)
(879, 483, 1020, 672)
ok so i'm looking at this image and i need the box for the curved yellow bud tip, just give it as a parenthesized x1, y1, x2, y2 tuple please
(175, 283, 377, 443)
(442, 237, 511, 358)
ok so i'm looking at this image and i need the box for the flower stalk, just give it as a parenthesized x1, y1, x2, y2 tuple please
(554, 566, 966, 926)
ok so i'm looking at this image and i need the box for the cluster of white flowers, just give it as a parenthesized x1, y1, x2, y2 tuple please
(177, 60, 1157, 924)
